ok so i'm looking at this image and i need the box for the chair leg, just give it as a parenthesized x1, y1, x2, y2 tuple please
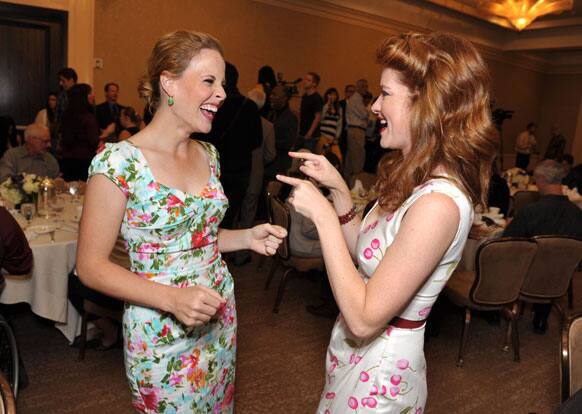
(78, 311, 88, 361)
(505, 303, 521, 362)
(511, 314, 520, 362)
(264, 260, 279, 290)
(502, 304, 517, 352)
(273, 268, 293, 313)
(457, 308, 471, 367)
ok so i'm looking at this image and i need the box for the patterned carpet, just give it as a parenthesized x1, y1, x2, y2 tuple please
(7, 256, 579, 413)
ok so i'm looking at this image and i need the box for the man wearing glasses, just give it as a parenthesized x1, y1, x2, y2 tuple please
(0, 124, 60, 182)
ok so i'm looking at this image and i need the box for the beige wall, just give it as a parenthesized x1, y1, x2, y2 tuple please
(538, 73, 582, 161)
(8, 0, 580, 165)
(93, 0, 385, 112)
(93, 1, 550, 143)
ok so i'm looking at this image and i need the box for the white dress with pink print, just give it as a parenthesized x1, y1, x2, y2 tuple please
(317, 178, 473, 414)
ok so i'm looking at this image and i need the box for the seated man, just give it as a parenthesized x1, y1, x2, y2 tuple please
(504, 159, 582, 334)
(0, 124, 59, 182)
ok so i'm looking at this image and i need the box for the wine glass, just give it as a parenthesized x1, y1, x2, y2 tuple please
(20, 203, 35, 225)
(68, 181, 79, 203)
(49, 194, 66, 215)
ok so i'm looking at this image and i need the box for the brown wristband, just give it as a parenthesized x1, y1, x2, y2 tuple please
(338, 205, 357, 225)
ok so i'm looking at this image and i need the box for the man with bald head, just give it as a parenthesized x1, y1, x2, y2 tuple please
(0, 124, 60, 182)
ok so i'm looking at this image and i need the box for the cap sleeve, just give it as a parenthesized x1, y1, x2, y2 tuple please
(198, 141, 221, 179)
(88, 142, 135, 197)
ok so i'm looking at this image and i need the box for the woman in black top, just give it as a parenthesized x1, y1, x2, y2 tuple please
(118, 106, 141, 141)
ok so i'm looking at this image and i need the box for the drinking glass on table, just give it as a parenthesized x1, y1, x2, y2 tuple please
(20, 203, 35, 225)
(68, 181, 80, 203)
(50, 194, 66, 214)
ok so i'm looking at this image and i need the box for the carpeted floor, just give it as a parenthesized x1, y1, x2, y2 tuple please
(7, 256, 579, 413)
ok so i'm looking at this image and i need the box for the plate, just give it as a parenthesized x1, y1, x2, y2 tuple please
(28, 224, 57, 234)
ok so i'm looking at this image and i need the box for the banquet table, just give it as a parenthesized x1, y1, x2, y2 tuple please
(0, 198, 83, 343)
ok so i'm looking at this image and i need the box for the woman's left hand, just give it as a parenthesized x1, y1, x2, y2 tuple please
(248, 223, 287, 256)
(276, 175, 335, 223)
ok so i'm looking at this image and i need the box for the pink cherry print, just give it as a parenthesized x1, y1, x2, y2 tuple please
(363, 248, 373, 259)
(371, 238, 380, 249)
(361, 397, 368, 407)
(348, 396, 358, 409)
(367, 397, 378, 408)
(386, 212, 394, 222)
(371, 220, 378, 229)
(418, 306, 432, 317)
(354, 356, 362, 364)
(381, 385, 387, 395)
(349, 354, 355, 364)
(390, 375, 402, 385)
(389, 386, 400, 397)
(370, 385, 378, 395)
(396, 359, 409, 370)
(415, 408, 423, 414)
(385, 326, 394, 336)
(325, 392, 336, 399)
(359, 371, 370, 382)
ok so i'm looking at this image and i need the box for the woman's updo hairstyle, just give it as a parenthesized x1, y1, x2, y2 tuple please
(138, 30, 223, 109)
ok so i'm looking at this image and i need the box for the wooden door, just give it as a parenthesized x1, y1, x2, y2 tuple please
(0, 2, 67, 125)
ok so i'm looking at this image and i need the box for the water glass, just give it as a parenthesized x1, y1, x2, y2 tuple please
(21, 203, 36, 224)
(68, 181, 79, 203)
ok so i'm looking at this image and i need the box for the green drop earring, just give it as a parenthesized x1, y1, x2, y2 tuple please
(168, 96, 175, 106)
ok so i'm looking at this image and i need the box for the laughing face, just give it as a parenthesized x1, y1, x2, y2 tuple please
(371, 68, 413, 155)
(164, 48, 226, 134)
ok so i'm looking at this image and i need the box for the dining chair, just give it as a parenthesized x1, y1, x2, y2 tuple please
(78, 235, 128, 360)
(444, 237, 537, 367)
(517, 235, 582, 321)
(0, 316, 18, 399)
(265, 194, 324, 313)
(512, 190, 540, 217)
(561, 310, 582, 402)
(0, 369, 16, 414)
(257, 180, 284, 273)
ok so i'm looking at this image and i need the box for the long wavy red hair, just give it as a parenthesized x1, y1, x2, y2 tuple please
(374, 32, 499, 211)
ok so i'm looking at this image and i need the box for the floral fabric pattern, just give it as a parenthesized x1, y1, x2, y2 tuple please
(317, 179, 473, 413)
(89, 140, 235, 413)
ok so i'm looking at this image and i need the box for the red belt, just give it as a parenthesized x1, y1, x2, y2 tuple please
(389, 317, 427, 329)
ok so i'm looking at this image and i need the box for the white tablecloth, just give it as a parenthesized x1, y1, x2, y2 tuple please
(0, 200, 82, 343)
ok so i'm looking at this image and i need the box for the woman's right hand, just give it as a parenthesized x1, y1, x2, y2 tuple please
(288, 151, 349, 194)
(168, 285, 225, 327)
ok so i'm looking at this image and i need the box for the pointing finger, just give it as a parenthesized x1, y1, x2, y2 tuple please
(276, 174, 304, 186)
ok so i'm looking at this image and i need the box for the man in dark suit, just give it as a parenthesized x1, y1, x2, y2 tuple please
(504, 159, 582, 334)
(95, 82, 125, 133)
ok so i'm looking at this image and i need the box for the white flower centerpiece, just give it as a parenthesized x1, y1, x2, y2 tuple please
(0, 173, 42, 206)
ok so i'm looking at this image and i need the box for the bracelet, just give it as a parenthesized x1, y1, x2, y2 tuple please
(338, 205, 357, 225)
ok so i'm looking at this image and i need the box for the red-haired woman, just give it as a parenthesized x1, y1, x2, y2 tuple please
(278, 32, 498, 413)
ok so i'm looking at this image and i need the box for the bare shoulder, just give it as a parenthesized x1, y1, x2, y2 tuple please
(405, 192, 460, 230)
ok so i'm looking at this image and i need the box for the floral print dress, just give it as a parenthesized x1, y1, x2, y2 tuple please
(317, 179, 473, 414)
(89, 140, 236, 414)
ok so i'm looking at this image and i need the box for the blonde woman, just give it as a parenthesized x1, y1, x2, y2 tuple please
(77, 31, 285, 413)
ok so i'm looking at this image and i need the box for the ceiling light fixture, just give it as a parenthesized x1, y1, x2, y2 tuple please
(478, 0, 574, 31)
